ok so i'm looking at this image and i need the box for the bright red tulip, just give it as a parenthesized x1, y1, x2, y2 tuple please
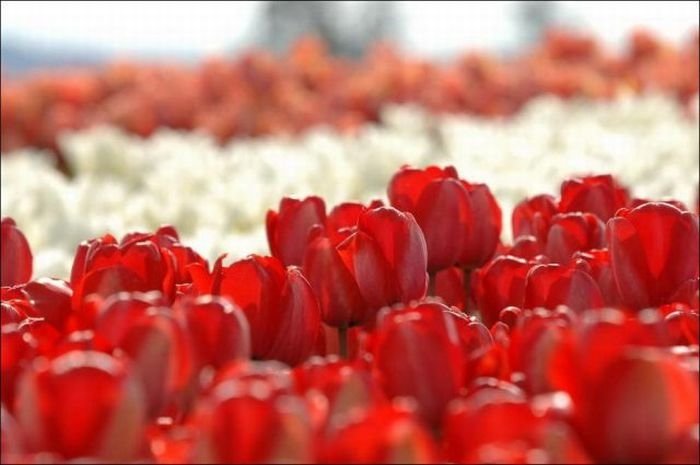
(21, 278, 73, 332)
(607, 202, 699, 310)
(575, 348, 699, 463)
(336, 207, 428, 313)
(373, 302, 464, 427)
(388, 165, 501, 271)
(15, 350, 148, 461)
(318, 402, 438, 464)
(1, 323, 37, 412)
(473, 255, 534, 327)
(1, 218, 33, 287)
(524, 263, 605, 312)
(325, 200, 384, 246)
(190, 254, 321, 366)
(559, 174, 630, 221)
(190, 378, 314, 463)
(511, 194, 559, 244)
(266, 196, 327, 266)
(544, 212, 605, 264)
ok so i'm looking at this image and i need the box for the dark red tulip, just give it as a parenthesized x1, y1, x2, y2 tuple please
(434, 266, 468, 311)
(473, 255, 533, 327)
(544, 212, 605, 264)
(573, 248, 621, 306)
(559, 174, 630, 221)
(266, 196, 326, 266)
(665, 309, 699, 345)
(373, 302, 464, 427)
(607, 202, 699, 309)
(575, 348, 699, 463)
(1, 218, 33, 287)
(506, 234, 544, 260)
(190, 254, 321, 366)
(190, 379, 313, 463)
(524, 263, 605, 312)
(388, 165, 501, 271)
(21, 278, 73, 332)
(336, 207, 428, 313)
(15, 350, 148, 461)
(1, 323, 37, 412)
(94, 292, 193, 417)
(511, 194, 559, 243)
(318, 402, 438, 464)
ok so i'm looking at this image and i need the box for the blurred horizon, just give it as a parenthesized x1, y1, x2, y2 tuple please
(1, 0, 699, 74)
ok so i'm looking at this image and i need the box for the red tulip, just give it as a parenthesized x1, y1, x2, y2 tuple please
(266, 196, 326, 266)
(318, 402, 438, 464)
(336, 207, 428, 313)
(573, 249, 621, 306)
(505, 235, 544, 260)
(302, 233, 368, 327)
(190, 254, 320, 366)
(325, 200, 384, 246)
(93, 292, 193, 417)
(444, 397, 590, 464)
(190, 378, 314, 463)
(575, 348, 699, 463)
(1, 218, 33, 287)
(473, 255, 534, 327)
(434, 266, 468, 311)
(21, 278, 73, 332)
(511, 194, 559, 244)
(607, 202, 699, 309)
(544, 212, 605, 264)
(176, 295, 251, 372)
(70, 232, 177, 311)
(559, 174, 630, 221)
(1, 323, 37, 412)
(388, 165, 501, 271)
(373, 302, 464, 427)
(15, 350, 148, 461)
(524, 263, 605, 312)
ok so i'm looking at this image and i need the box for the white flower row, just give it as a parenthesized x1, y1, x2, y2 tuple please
(2, 93, 698, 280)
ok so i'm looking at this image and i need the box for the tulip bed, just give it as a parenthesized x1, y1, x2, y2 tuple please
(1, 29, 698, 161)
(2, 159, 699, 463)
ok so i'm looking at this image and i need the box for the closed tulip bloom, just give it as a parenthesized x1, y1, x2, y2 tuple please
(319, 402, 439, 464)
(325, 200, 384, 246)
(1, 218, 33, 287)
(266, 196, 327, 266)
(190, 254, 321, 366)
(15, 350, 148, 461)
(524, 263, 605, 312)
(544, 212, 605, 264)
(511, 194, 559, 244)
(388, 165, 501, 271)
(473, 255, 534, 327)
(560, 174, 630, 221)
(607, 202, 699, 310)
(337, 207, 428, 312)
(373, 302, 465, 427)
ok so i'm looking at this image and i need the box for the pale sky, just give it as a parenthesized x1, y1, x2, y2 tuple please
(1, 1, 698, 58)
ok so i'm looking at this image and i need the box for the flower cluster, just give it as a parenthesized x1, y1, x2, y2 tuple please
(2, 29, 698, 160)
(2, 166, 698, 464)
(3, 94, 698, 279)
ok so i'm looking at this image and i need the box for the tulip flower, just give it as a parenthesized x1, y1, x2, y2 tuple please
(1, 218, 33, 287)
(15, 350, 148, 461)
(473, 255, 534, 327)
(511, 194, 559, 244)
(189, 254, 321, 366)
(388, 165, 501, 271)
(1, 323, 37, 412)
(266, 196, 327, 266)
(524, 263, 605, 312)
(607, 202, 699, 309)
(318, 402, 439, 464)
(373, 302, 465, 427)
(190, 378, 314, 463)
(575, 348, 699, 463)
(559, 174, 630, 221)
(94, 292, 193, 417)
(544, 212, 605, 264)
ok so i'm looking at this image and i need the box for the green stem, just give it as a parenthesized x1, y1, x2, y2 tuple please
(338, 324, 348, 359)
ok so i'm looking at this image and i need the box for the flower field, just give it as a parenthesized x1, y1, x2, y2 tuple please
(1, 30, 699, 464)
